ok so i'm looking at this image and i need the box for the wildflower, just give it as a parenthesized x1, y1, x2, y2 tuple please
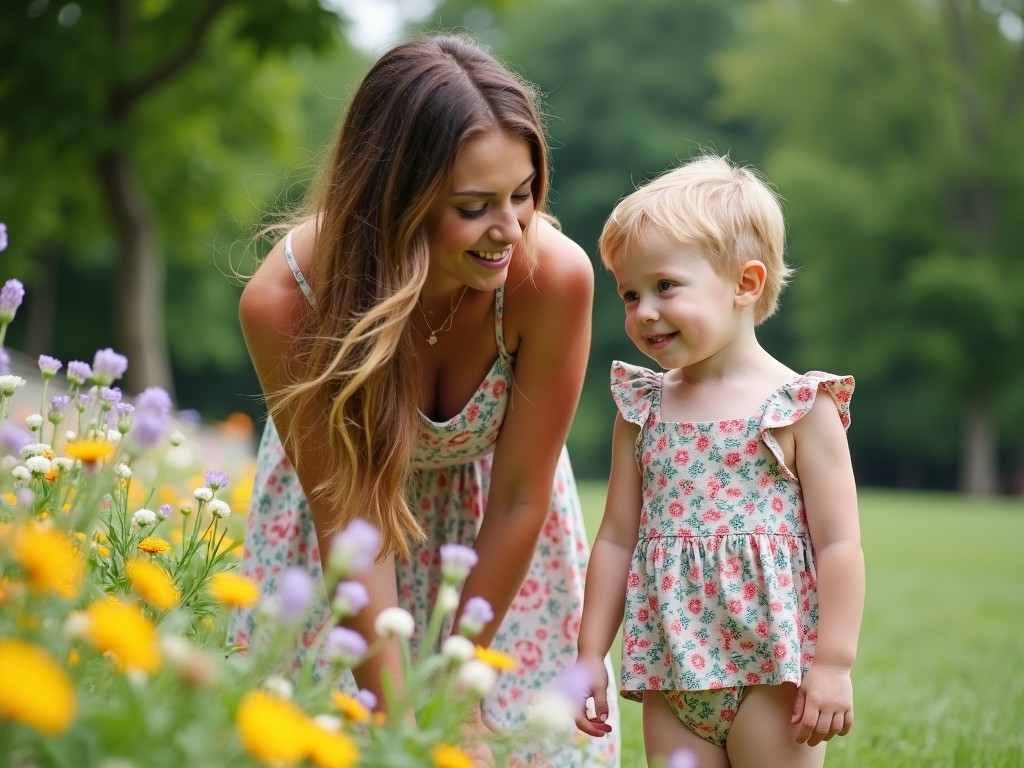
(373, 606, 415, 639)
(127, 387, 172, 448)
(114, 462, 132, 479)
(354, 689, 377, 711)
(12, 523, 84, 598)
(236, 690, 309, 766)
(65, 360, 91, 386)
(332, 580, 370, 617)
(38, 355, 62, 378)
(442, 635, 475, 663)
(137, 536, 170, 556)
(208, 498, 230, 519)
(278, 567, 314, 622)
(208, 571, 260, 608)
(667, 749, 700, 768)
(458, 596, 495, 637)
(432, 744, 474, 768)
(437, 584, 459, 613)
(0, 639, 77, 734)
(64, 439, 114, 464)
(331, 691, 371, 722)
(0, 279, 25, 325)
(10, 465, 30, 482)
(261, 675, 294, 700)
(193, 486, 213, 502)
(474, 646, 517, 672)
(48, 395, 70, 426)
(205, 469, 229, 490)
(457, 660, 498, 698)
(131, 508, 157, 531)
(0, 223, 6, 252)
(25, 455, 52, 475)
(169, 429, 185, 446)
(0, 374, 26, 396)
(327, 518, 381, 578)
(526, 689, 576, 736)
(83, 597, 161, 672)
(90, 348, 128, 386)
(323, 627, 367, 667)
(0, 348, 7, 374)
(1, 423, 33, 455)
(25, 413, 43, 431)
(113, 402, 135, 433)
(161, 635, 221, 688)
(125, 558, 178, 609)
(158, 503, 173, 518)
(306, 721, 359, 768)
(440, 543, 478, 584)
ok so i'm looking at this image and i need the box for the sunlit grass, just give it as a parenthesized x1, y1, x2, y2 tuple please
(576, 484, 1024, 767)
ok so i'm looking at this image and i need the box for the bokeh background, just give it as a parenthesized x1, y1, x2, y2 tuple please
(3, 0, 1024, 497)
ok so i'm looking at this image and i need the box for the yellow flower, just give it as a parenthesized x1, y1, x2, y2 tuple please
(207, 571, 259, 608)
(12, 523, 84, 598)
(0, 639, 77, 734)
(125, 558, 179, 610)
(95, 545, 111, 559)
(84, 597, 161, 672)
(138, 536, 171, 556)
(64, 440, 114, 464)
(236, 690, 308, 765)
(474, 646, 517, 672)
(3, 492, 16, 506)
(307, 723, 358, 768)
(431, 743, 474, 768)
(330, 691, 370, 722)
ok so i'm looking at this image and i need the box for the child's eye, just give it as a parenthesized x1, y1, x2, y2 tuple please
(657, 280, 675, 292)
(621, 291, 639, 303)
(457, 205, 487, 220)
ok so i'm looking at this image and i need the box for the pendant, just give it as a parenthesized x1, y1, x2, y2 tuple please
(428, 334, 438, 346)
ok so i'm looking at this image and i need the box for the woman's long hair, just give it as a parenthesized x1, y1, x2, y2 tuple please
(270, 34, 550, 558)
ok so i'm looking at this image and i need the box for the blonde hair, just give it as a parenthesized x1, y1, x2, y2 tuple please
(269, 34, 550, 558)
(599, 154, 791, 323)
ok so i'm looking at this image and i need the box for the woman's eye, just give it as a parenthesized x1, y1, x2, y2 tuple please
(457, 206, 487, 220)
(512, 192, 533, 204)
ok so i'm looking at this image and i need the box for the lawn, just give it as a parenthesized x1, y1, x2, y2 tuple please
(575, 483, 1024, 768)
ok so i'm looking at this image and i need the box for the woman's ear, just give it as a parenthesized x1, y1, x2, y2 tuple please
(735, 260, 767, 308)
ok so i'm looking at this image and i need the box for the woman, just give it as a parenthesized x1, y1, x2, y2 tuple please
(230, 34, 620, 766)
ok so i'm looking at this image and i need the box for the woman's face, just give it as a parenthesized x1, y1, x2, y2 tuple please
(423, 128, 536, 293)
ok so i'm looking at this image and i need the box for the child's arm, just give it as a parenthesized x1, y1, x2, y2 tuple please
(791, 390, 864, 747)
(574, 413, 642, 737)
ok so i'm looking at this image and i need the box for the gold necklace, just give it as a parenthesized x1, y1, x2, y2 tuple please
(417, 285, 469, 346)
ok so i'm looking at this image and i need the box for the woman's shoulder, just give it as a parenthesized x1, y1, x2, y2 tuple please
(506, 216, 593, 309)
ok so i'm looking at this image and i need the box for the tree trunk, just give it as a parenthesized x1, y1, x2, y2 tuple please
(959, 397, 998, 495)
(95, 149, 173, 397)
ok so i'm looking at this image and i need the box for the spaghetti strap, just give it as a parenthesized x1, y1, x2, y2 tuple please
(493, 285, 512, 360)
(284, 231, 316, 308)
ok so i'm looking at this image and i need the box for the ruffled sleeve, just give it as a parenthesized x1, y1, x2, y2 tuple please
(610, 360, 660, 427)
(760, 372, 855, 481)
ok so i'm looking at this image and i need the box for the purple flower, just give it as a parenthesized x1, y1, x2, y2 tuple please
(48, 396, 70, 424)
(0, 279, 25, 324)
(127, 408, 168, 448)
(667, 750, 699, 768)
(0, 423, 34, 456)
(205, 469, 230, 491)
(557, 663, 594, 701)
(0, 223, 7, 253)
(355, 689, 378, 711)
(99, 386, 122, 405)
(135, 386, 171, 415)
(159, 503, 173, 518)
(324, 627, 368, 667)
(66, 361, 91, 386)
(327, 519, 381, 578)
(333, 580, 370, 616)
(0, 348, 8, 375)
(38, 355, 62, 378)
(279, 567, 315, 622)
(440, 543, 478, 584)
(458, 596, 495, 637)
(76, 392, 93, 410)
(90, 348, 128, 386)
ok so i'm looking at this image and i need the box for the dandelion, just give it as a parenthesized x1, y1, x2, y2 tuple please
(431, 743, 474, 768)
(208, 571, 259, 608)
(12, 523, 85, 598)
(64, 439, 114, 464)
(90, 348, 128, 387)
(137, 536, 170, 556)
(0, 639, 77, 735)
(236, 690, 309, 766)
(474, 646, 517, 672)
(125, 558, 178, 609)
(331, 691, 371, 722)
(440, 543, 478, 584)
(83, 597, 161, 672)
(373, 606, 415, 639)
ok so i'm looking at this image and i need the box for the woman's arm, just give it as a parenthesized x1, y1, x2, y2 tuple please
(453, 218, 594, 646)
(790, 391, 863, 745)
(239, 223, 404, 705)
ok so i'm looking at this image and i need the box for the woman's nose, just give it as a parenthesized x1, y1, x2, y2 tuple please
(488, 204, 524, 245)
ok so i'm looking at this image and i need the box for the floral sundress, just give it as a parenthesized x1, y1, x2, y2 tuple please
(228, 236, 619, 767)
(609, 360, 854, 699)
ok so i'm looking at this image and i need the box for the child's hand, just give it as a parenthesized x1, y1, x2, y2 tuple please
(791, 663, 854, 746)
(460, 704, 497, 766)
(571, 655, 614, 737)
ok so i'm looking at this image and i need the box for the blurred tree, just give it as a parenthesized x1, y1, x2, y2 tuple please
(0, 0, 348, 398)
(715, 0, 1024, 494)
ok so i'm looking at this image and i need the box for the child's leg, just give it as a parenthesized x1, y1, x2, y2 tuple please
(727, 683, 826, 768)
(642, 692, 729, 768)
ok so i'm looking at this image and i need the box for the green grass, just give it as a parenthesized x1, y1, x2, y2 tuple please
(576, 484, 1024, 767)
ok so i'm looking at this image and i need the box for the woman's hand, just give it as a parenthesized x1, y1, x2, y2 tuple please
(460, 704, 497, 766)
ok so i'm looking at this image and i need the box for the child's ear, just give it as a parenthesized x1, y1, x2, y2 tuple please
(735, 260, 767, 308)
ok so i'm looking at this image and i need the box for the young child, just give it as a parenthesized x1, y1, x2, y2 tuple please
(574, 155, 863, 768)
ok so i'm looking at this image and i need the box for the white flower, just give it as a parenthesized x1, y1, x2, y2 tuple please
(54, 457, 73, 472)
(106, 429, 122, 443)
(192, 486, 213, 502)
(457, 659, 498, 698)
(168, 430, 185, 447)
(437, 584, 459, 613)
(20, 443, 49, 458)
(64, 430, 77, 442)
(207, 499, 230, 519)
(11, 465, 30, 482)
(313, 714, 343, 733)
(25, 414, 43, 430)
(373, 607, 415, 639)
(441, 635, 476, 663)
(1, 456, 18, 472)
(526, 690, 577, 735)
(25, 455, 51, 475)
(63, 611, 90, 640)
(131, 508, 157, 528)
(0, 375, 26, 396)
(114, 462, 132, 479)
(261, 675, 294, 700)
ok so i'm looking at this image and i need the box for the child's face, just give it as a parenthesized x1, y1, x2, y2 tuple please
(610, 230, 741, 371)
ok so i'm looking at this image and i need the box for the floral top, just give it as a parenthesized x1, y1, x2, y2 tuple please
(610, 360, 854, 697)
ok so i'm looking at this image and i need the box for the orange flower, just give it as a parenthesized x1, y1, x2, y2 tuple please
(64, 440, 115, 464)
(207, 571, 259, 608)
